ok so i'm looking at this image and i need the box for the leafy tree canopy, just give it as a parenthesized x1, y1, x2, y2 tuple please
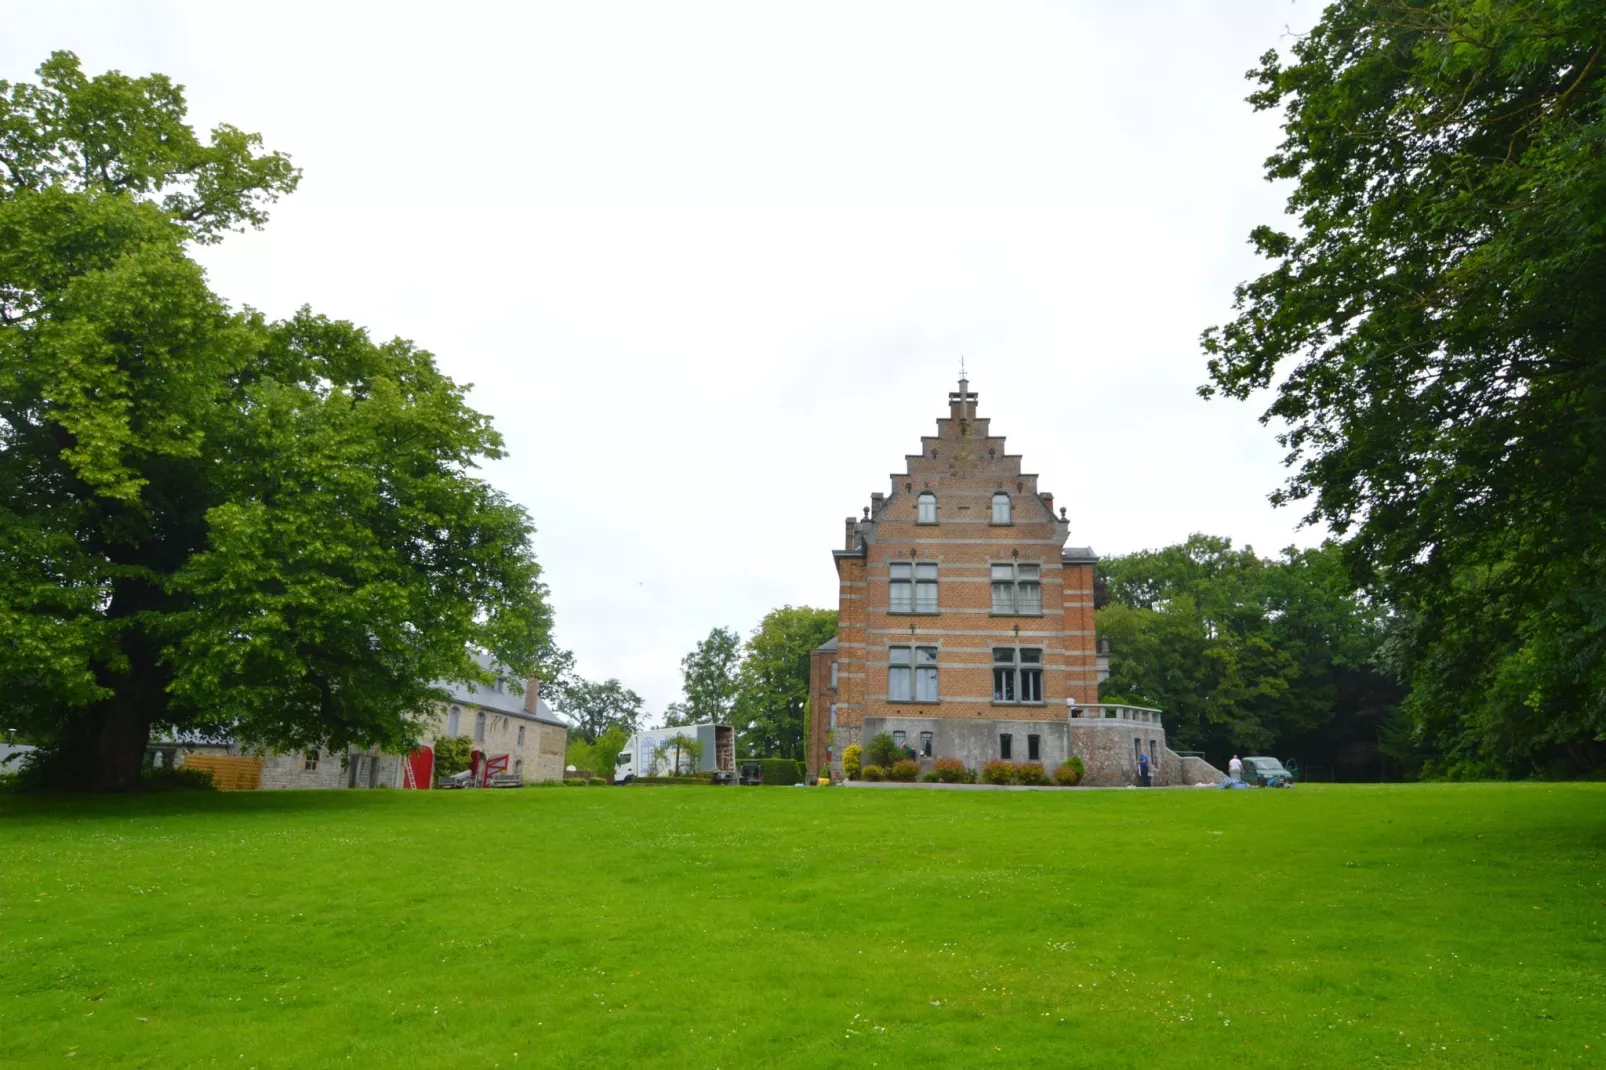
(1203, 3, 1606, 774)
(0, 53, 553, 789)
(1098, 536, 1401, 775)
(733, 606, 837, 760)
(676, 626, 742, 726)
(555, 678, 644, 744)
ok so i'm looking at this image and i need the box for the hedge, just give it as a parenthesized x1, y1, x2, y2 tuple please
(746, 758, 803, 786)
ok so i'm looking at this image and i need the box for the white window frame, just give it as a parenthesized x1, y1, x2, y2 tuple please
(991, 492, 1012, 524)
(917, 492, 938, 524)
(990, 562, 1042, 615)
(830, 660, 838, 688)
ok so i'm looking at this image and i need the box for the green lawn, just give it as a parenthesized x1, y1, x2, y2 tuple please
(1, 783, 1602, 1068)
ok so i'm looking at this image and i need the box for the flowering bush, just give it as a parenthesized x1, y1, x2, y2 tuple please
(842, 744, 863, 780)
(932, 757, 968, 783)
(981, 759, 1015, 785)
(1054, 756, 1086, 786)
(889, 759, 920, 782)
(1013, 761, 1048, 786)
(862, 764, 886, 782)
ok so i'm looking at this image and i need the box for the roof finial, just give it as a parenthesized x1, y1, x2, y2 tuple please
(959, 355, 967, 382)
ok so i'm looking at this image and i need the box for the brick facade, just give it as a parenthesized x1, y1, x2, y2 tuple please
(809, 378, 1117, 779)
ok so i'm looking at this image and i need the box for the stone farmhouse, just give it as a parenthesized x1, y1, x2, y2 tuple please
(806, 376, 1218, 787)
(155, 654, 567, 789)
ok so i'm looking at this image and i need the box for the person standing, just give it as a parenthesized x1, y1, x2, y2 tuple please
(1137, 748, 1151, 787)
(1228, 754, 1243, 783)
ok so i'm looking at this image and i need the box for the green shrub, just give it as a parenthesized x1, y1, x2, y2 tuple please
(981, 759, 1014, 785)
(750, 758, 801, 786)
(1054, 756, 1086, 786)
(920, 771, 938, 783)
(587, 776, 608, 786)
(433, 736, 473, 777)
(932, 757, 968, 783)
(1014, 761, 1048, 786)
(563, 778, 588, 788)
(842, 744, 862, 780)
(889, 759, 920, 782)
(862, 764, 886, 782)
(866, 732, 902, 769)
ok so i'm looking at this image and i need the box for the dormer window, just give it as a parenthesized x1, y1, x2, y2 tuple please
(991, 492, 1012, 524)
(917, 492, 937, 524)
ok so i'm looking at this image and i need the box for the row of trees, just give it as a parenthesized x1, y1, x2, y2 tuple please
(553, 607, 836, 766)
(1096, 536, 1405, 779)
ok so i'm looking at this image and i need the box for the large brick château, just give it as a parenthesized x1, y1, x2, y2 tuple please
(807, 377, 1105, 777)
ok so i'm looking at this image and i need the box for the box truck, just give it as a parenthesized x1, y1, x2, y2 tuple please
(613, 723, 735, 783)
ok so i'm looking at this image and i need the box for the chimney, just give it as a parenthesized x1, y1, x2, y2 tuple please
(870, 491, 884, 515)
(524, 677, 540, 714)
(1040, 492, 1054, 515)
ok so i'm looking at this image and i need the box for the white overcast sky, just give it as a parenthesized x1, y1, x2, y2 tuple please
(9, 1, 1325, 719)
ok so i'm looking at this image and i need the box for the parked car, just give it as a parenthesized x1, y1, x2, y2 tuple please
(1241, 756, 1295, 787)
(436, 769, 474, 789)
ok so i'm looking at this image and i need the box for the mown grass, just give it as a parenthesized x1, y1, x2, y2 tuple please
(1, 783, 1602, 1068)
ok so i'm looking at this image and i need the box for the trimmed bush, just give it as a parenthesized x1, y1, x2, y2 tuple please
(932, 757, 968, 783)
(562, 778, 588, 787)
(866, 732, 902, 769)
(1014, 761, 1048, 786)
(1054, 756, 1086, 786)
(981, 759, 1014, 785)
(842, 744, 862, 780)
(889, 759, 920, 782)
(862, 764, 886, 782)
(587, 777, 608, 786)
(748, 758, 801, 786)
(920, 771, 938, 783)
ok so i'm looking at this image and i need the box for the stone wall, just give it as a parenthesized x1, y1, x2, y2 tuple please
(863, 715, 1070, 770)
(257, 748, 351, 790)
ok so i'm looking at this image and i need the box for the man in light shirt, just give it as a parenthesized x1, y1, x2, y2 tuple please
(1228, 754, 1243, 783)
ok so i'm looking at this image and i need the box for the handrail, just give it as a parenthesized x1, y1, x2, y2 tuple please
(1066, 703, 1166, 725)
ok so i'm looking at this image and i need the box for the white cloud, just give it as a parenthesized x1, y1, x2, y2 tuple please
(5, 0, 1325, 714)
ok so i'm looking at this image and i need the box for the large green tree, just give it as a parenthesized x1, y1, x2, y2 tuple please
(1203, 3, 1606, 775)
(0, 53, 553, 789)
(675, 626, 741, 726)
(732, 606, 837, 760)
(555, 678, 644, 744)
(1097, 536, 1401, 775)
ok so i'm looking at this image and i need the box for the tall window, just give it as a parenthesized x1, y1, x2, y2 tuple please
(993, 648, 1044, 704)
(894, 730, 906, 748)
(474, 710, 486, 742)
(517, 725, 526, 746)
(992, 492, 1012, 524)
(888, 646, 939, 701)
(917, 492, 937, 524)
(304, 750, 319, 771)
(447, 706, 461, 736)
(1027, 734, 1041, 761)
(830, 660, 838, 688)
(890, 562, 939, 613)
(920, 731, 933, 757)
(1000, 733, 1013, 760)
(991, 563, 1041, 614)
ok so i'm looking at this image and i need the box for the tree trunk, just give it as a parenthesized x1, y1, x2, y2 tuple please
(91, 694, 153, 791)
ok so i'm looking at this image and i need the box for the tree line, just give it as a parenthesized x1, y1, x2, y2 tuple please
(555, 607, 837, 774)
